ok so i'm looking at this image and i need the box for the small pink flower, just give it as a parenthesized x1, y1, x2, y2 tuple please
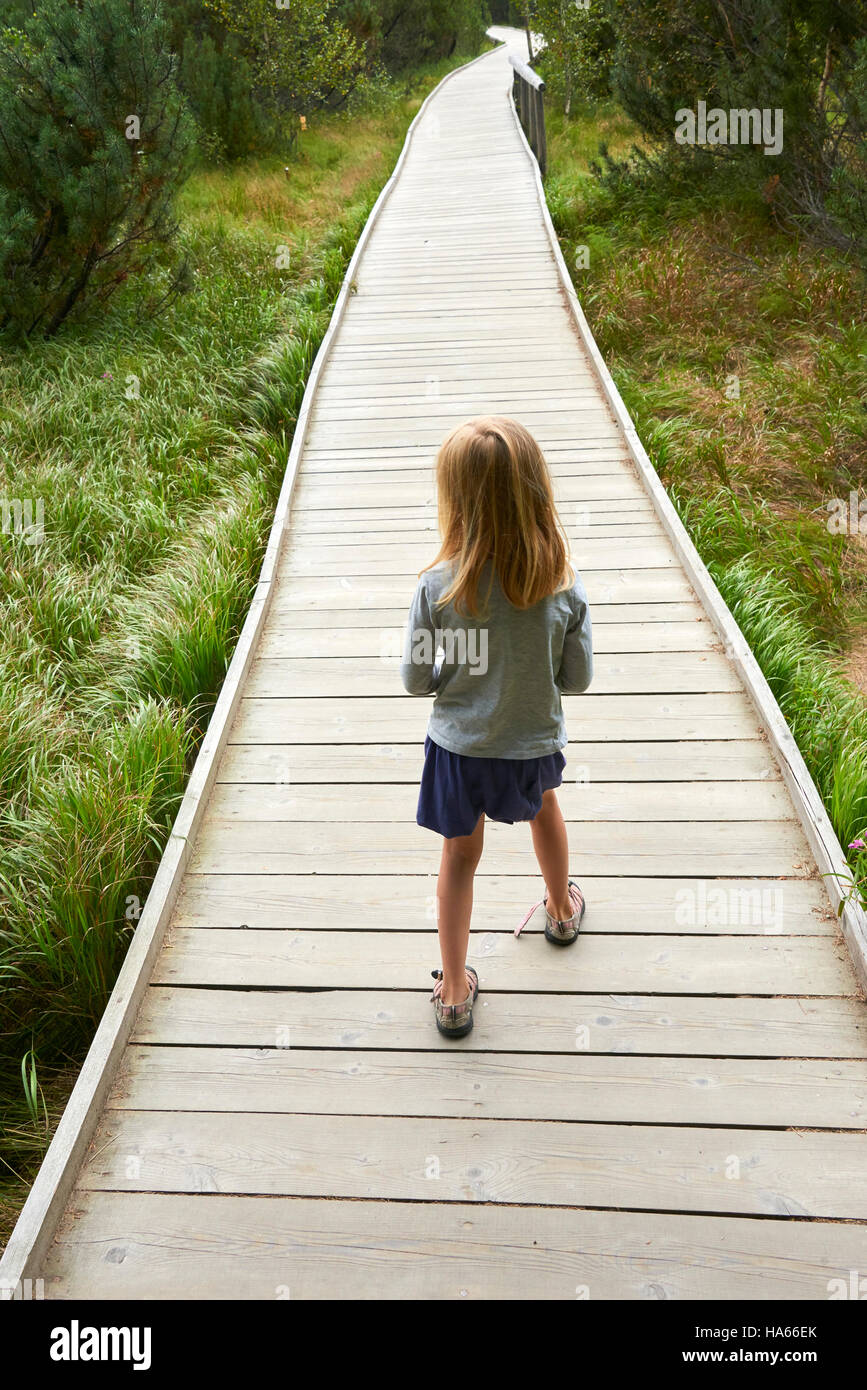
(849, 839, 866, 850)
(101, 371, 113, 379)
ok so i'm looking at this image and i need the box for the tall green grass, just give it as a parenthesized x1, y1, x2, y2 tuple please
(677, 494, 867, 852)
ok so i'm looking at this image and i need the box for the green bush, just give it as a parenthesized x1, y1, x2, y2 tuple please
(180, 31, 267, 162)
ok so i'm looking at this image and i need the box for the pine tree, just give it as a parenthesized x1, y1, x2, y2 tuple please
(0, 0, 194, 337)
(580, 0, 867, 256)
(179, 24, 266, 161)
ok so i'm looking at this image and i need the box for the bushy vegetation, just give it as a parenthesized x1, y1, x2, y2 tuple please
(524, 0, 867, 259)
(174, 0, 493, 156)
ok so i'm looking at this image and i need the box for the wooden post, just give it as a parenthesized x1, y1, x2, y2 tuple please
(536, 87, 547, 176)
(508, 53, 546, 179)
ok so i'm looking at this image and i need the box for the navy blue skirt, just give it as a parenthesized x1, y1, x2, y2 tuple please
(417, 735, 566, 839)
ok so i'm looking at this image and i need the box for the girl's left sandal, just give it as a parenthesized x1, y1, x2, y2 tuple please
(544, 880, 586, 945)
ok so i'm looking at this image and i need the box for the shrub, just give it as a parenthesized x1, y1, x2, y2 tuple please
(0, 0, 194, 338)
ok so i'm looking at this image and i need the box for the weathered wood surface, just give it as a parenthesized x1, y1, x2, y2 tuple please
(14, 32, 867, 1301)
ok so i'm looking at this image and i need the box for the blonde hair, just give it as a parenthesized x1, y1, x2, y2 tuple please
(422, 416, 573, 617)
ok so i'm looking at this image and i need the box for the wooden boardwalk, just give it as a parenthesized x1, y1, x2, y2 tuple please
(4, 32, 867, 1301)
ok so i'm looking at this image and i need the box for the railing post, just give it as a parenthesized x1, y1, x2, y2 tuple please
(535, 87, 547, 176)
(508, 52, 546, 178)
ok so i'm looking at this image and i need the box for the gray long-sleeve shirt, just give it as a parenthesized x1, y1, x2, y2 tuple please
(400, 560, 593, 759)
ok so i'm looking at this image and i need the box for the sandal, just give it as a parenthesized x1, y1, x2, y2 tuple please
(430, 966, 479, 1038)
(515, 880, 586, 946)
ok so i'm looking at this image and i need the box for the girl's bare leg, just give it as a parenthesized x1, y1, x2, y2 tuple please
(436, 813, 485, 1005)
(530, 788, 572, 919)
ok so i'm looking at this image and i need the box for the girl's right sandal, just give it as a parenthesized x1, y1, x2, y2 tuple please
(430, 966, 479, 1038)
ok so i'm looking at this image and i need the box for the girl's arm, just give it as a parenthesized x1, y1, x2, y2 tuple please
(557, 576, 593, 694)
(400, 577, 440, 695)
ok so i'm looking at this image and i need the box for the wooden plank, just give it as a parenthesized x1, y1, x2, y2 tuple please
(153, 926, 851, 994)
(297, 441, 624, 457)
(294, 451, 627, 470)
(289, 476, 647, 510)
(352, 270, 562, 287)
(323, 354, 597, 373)
(308, 399, 620, 422)
(289, 519, 666, 540)
(229, 693, 763, 743)
(206, 779, 791, 824)
(107, 1046, 867, 1129)
(327, 327, 580, 345)
(317, 367, 594, 385)
(133, 986, 863, 1053)
(39, 1192, 867, 1300)
(357, 212, 545, 229)
(313, 370, 594, 391)
(218, 740, 779, 785)
(255, 621, 717, 657)
(303, 427, 625, 451)
(325, 340, 589, 362)
(305, 405, 621, 425)
(263, 601, 707, 629)
(292, 459, 632, 488)
(245, 651, 741, 697)
(269, 572, 697, 608)
(284, 498, 656, 525)
(355, 241, 554, 255)
(188, 817, 812, 877)
(74, 1110, 867, 1218)
(174, 871, 825, 932)
(298, 454, 632, 477)
(173, 873, 833, 936)
(341, 297, 576, 317)
(300, 441, 624, 456)
(304, 408, 616, 429)
(332, 328, 592, 347)
(280, 540, 678, 574)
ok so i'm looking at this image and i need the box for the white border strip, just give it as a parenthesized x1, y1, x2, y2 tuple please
(0, 40, 506, 1296)
(505, 88, 867, 992)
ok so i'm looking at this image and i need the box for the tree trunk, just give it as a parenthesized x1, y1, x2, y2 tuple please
(818, 33, 834, 110)
(561, 1, 572, 116)
(44, 245, 99, 337)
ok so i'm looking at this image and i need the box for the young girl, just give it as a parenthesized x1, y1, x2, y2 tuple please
(400, 416, 593, 1038)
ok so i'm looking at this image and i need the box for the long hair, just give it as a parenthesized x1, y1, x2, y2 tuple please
(421, 416, 573, 616)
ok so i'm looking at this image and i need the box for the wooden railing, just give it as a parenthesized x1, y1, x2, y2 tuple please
(509, 52, 546, 176)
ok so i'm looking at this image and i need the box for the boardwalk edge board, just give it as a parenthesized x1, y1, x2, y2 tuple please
(503, 82, 867, 997)
(0, 42, 505, 1296)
